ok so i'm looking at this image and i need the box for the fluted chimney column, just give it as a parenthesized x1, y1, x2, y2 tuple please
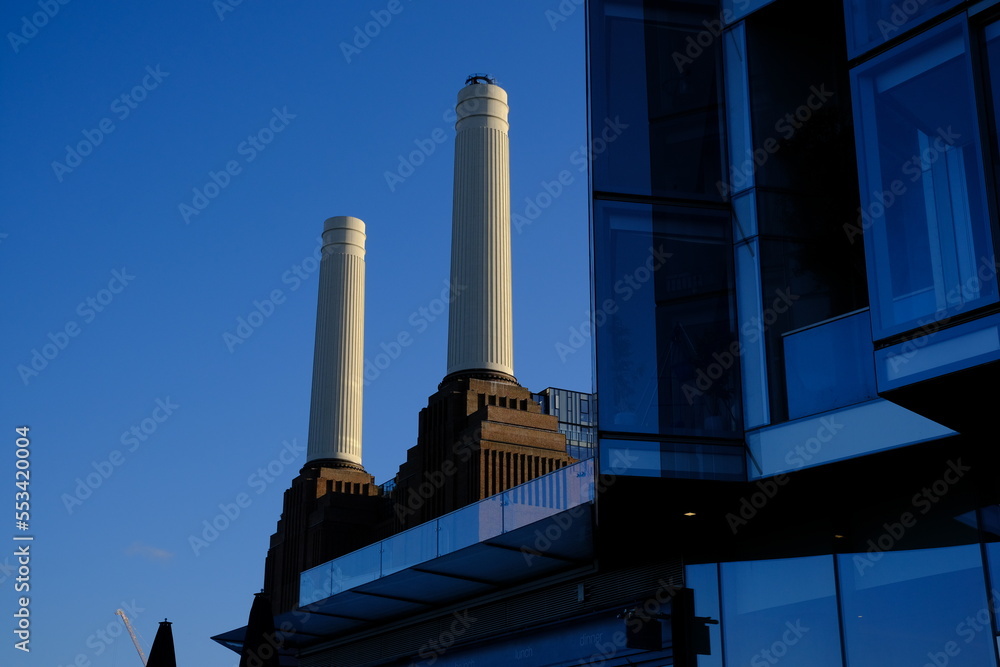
(445, 79, 515, 384)
(306, 216, 366, 466)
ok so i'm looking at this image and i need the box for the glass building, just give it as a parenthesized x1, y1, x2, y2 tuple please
(532, 386, 598, 459)
(589, 0, 1000, 665)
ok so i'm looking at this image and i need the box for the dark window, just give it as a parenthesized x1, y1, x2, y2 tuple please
(595, 201, 739, 437)
(590, 0, 724, 200)
(852, 18, 997, 338)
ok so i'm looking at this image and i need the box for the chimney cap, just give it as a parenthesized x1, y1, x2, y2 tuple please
(465, 73, 496, 86)
(323, 215, 365, 234)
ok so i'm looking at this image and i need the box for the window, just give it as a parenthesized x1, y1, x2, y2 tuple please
(721, 556, 844, 666)
(594, 201, 739, 437)
(838, 545, 997, 667)
(590, 0, 724, 200)
(852, 18, 997, 338)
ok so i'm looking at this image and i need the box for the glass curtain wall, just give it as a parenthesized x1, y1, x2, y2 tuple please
(590, 0, 742, 480)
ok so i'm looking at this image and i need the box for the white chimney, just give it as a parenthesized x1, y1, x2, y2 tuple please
(446, 78, 515, 383)
(306, 216, 366, 465)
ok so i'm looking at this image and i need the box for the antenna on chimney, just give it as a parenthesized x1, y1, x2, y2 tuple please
(465, 73, 496, 86)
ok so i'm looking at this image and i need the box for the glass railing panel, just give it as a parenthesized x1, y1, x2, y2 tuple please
(381, 520, 439, 576)
(503, 472, 566, 532)
(299, 561, 333, 606)
(503, 459, 595, 532)
(301, 459, 597, 604)
(438, 495, 503, 555)
(327, 543, 381, 595)
(576, 458, 596, 503)
(783, 309, 876, 420)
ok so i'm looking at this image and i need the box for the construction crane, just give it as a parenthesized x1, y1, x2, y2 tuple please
(116, 608, 147, 666)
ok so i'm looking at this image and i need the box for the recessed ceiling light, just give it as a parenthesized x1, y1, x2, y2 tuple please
(683, 512, 696, 517)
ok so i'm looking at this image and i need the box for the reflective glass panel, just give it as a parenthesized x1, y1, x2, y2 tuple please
(438, 495, 502, 554)
(590, 0, 723, 200)
(328, 543, 381, 595)
(984, 21, 1000, 220)
(504, 466, 570, 531)
(600, 438, 745, 480)
(686, 563, 723, 667)
(502, 460, 594, 532)
(838, 545, 997, 667)
(783, 309, 877, 419)
(381, 521, 438, 576)
(299, 561, 332, 606)
(721, 556, 843, 667)
(853, 19, 996, 337)
(594, 201, 739, 437)
(600, 439, 663, 477)
(844, 0, 961, 57)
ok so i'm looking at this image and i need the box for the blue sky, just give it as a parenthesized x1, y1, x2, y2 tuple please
(1, 2, 588, 666)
